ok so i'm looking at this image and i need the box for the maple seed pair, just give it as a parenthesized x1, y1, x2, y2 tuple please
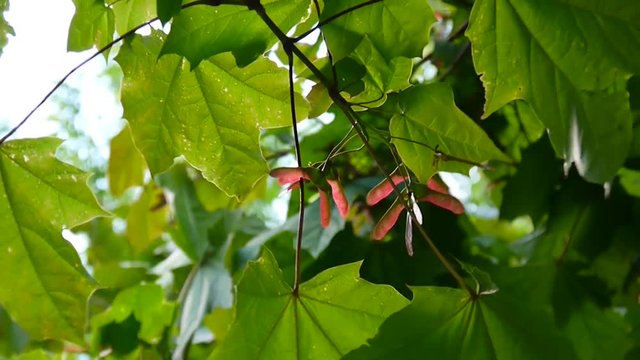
(270, 167, 349, 228)
(367, 173, 464, 244)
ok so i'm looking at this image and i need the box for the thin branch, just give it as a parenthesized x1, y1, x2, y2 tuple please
(287, 48, 306, 296)
(0, 19, 156, 145)
(557, 205, 589, 264)
(0, 0, 242, 146)
(293, 0, 383, 42)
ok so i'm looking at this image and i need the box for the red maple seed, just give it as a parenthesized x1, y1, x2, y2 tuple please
(328, 179, 349, 218)
(269, 167, 310, 186)
(319, 190, 331, 228)
(366, 174, 406, 206)
(372, 200, 404, 240)
(419, 192, 465, 215)
(427, 176, 450, 195)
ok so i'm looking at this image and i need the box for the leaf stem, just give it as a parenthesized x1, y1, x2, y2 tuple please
(248, 0, 473, 296)
(287, 49, 305, 296)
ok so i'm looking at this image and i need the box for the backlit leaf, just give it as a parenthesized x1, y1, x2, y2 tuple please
(390, 84, 509, 182)
(0, 0, 14, 57)
(162, 0, 312, 67)
(209, 249, 408, 359)
(108, 125, 146, 197)
(68, 0, 114, 53)
(112, 0, 156, 35)
(125, 182, 169, 252)
(0, 138, 106, 343)
(116, 31, 308, 199)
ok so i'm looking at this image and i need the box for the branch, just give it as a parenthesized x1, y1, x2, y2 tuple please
(248, 0, 473, 296)
(287, 49, 306, 296)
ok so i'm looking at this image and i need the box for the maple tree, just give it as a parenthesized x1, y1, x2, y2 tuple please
(1, 0, 640, 359)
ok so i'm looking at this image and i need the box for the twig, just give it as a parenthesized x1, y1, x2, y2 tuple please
(287, 48, 306, 296)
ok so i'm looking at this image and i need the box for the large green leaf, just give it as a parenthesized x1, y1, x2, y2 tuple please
(345, 287, 577, 359)
(108, 125, 146, 197)
(112, 0, 156, 35)
(68, 0, 114, 52)
(321, 0, 434, 105)
(116, 31, 308, 199)
(209, 249, 408, 359)
(0, 138, 106, 343)
(0, 0, 14, 57)
(493, 265, 632, 360)
(162, 0, 311, 67)
(321, 0, 433, 62)
(389, 84, 509, 182)
(466, 0, 637, 183)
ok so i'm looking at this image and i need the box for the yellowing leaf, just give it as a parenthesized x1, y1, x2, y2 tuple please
(116, 31, 308, 199)
(108, 125, 146, 197)
(0, 138, 107, 343)
(126, 182, 169, 252)
(209, 249, 408, 359)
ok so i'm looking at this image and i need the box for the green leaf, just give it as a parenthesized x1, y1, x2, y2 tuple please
(116, 31, 308, 199)
(389, 84, 509, 182)
(108, 125, 146, 197)
(209, 249, 408, 359)
(321, 0, 434, 62)
(68, 0, 114, 53)
(156, 0, 182, 24)
(157, 164, 219, 260)
(0, 0, 14, 57)
(125, 182, 169, 252)
(321, 0, 434, 105)
(466, 0, 637, 182)
(618, 168, 640, 198)
(0, 138, 106, 343)
(112, 0, 156, 35)
(345, 287, 577, 360)
(92, 284, 175, 345)
(162, 0, 311, 67)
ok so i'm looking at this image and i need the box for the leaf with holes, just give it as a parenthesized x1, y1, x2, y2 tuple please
(0, 138, 107, 343)
(209, 249, 408, 359)
(116, 31, 308, 199)
(466, 0, 637, 182)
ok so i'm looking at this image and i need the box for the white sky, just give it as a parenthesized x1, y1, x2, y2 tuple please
(0, 0, 122, 155)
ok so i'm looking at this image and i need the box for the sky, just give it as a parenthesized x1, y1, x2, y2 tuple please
(0, 0, 122, 156)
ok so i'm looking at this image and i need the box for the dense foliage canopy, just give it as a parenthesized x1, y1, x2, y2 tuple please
(1, 0, 639, 358)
